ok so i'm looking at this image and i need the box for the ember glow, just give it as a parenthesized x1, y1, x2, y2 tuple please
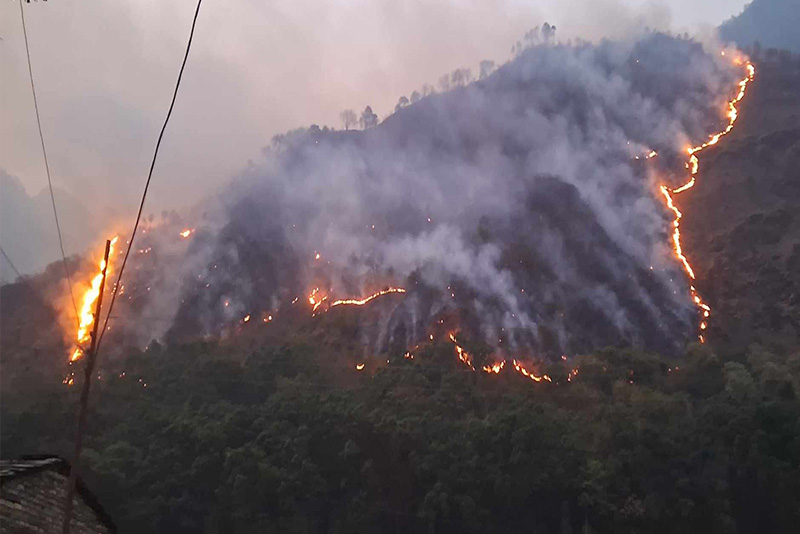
(659, 59, 754, 342)
(179, 229, 194, 238)
(71, 236, 119, 362)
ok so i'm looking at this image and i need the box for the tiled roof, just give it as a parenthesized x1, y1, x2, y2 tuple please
(0, 455, 117, 532)
(0, 456, 65, 479)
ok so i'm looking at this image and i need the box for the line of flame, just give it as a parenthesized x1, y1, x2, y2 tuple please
(329, 287, 406, 307)
(447, 333, 555, 383)
(659, 60, 754, 343)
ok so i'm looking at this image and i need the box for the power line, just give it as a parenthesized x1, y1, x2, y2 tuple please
(96, 0, 203, 355)
(18, 0, 79, 324)
(0, 245, 22, 280)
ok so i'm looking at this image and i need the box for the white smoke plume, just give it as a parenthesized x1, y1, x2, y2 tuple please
(102, 30, 743, 358)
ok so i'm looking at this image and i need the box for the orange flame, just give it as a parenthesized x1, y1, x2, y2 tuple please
(448, 332, 475, 370)
(482, 361, 505, 374)
(179, 229, 193, 238)
(659, 60, 754, 342)
(71, 237, 119, 362)
(329, 287, 406, 308)
(512, 359, 552, 382)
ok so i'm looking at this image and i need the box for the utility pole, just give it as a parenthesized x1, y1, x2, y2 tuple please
(62, 239, 111, 534)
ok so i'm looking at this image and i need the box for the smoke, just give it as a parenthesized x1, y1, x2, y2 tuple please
(38, 24, 745, 366)
(97, 30, 739, 358)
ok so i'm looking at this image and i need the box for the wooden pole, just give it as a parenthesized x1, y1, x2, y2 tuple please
(62, 239, 111, 534)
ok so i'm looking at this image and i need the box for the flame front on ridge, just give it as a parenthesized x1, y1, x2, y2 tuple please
(658, 60, 754, 343)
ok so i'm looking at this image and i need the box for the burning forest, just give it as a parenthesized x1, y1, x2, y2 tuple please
(5, 1, 800, 532)
(60, 32, 755, 379)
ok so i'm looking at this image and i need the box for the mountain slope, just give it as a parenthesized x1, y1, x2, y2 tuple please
(720, 0, 800, 53)
(681, 54, 800, 354)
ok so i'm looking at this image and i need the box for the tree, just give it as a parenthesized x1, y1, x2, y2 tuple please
(438, 74, 451, 92)
(523, 27, 540, 48)
(410, 90, 422, 103)
(340, 109, 358, 131)
(450, 67, 473, 87)
(542, 22, 556, 44)
(359, 106, 378, 129)
(394, 96, 410, 113)
(479, 60, 496, 80)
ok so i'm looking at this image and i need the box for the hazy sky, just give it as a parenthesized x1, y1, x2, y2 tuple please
(1, 0, 749, 226)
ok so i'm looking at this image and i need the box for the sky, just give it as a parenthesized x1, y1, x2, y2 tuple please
(0, 0, 749, 265)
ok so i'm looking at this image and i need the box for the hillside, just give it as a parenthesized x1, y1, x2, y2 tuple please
(2, 33, 800, 534)
(681, 53, 800, 354)
(720, 0, 800, 53)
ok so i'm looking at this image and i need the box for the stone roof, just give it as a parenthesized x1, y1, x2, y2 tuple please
(0, 455, 117, 532)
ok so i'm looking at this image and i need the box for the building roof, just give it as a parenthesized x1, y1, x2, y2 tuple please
(0, 456, 64, 478)
(0, 455, 117, 532)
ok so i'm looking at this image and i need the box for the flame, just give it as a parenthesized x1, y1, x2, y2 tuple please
(567, 367, 579, 382)
(329, 287, 406, 308)
(355, 363, 365, 371)
(308, 287, 328, 313)
(448, 332, 475, 370)
(445, 332, 553, 382)
(179, 229, 193, 238)
(71, 237, 119, 362)
(659, 60, 754, 342)
(512, 359, 552, 382)
(482, 361, 505, 374)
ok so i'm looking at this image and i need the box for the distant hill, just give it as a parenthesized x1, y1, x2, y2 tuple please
(0, 169, 98, 282)
(719, 0, 800, 53)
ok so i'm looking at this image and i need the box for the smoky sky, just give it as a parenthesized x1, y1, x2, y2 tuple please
(1, 0, 748, 276)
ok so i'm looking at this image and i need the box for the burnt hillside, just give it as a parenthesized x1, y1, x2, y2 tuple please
(681, 52, 800, 354)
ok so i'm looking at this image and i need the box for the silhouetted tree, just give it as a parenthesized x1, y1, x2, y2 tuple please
(420, 83, 435, 97)
(360, 106, 378, 129)
(479, 60, 496, 80)
(451, 67, 473, 87)
(394, 96, 410, 113)
(542, 22, 556, 44)
(340, 109, 358, 131)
